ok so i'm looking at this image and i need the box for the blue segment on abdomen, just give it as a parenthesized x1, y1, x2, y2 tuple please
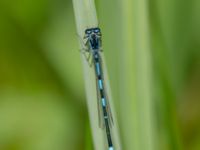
(101, 98, 106, 107)
(109, 147, 114, 150)
(98, 79, 103, 89)
(95, 62, 101, 76)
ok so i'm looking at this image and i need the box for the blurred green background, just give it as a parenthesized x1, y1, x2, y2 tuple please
(0, 0, 199, 150)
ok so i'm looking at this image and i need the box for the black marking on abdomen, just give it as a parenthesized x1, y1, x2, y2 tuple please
(105, 118, 113, 147)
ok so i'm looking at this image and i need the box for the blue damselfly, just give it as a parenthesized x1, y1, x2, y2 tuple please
(81, 27, 114, 150)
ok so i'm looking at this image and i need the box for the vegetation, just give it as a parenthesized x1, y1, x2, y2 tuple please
(0, 0, 199, 150)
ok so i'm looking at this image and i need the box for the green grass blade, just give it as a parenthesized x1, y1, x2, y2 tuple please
(119, 0, 155, 150)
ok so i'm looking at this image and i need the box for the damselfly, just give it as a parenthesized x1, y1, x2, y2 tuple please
(81, 27, 114, 150)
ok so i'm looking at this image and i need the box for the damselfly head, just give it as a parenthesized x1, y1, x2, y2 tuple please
(84, 27, 102, 49)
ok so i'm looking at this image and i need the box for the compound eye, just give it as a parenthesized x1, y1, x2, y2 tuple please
(94, 28, 100, 33)
(85, 29, 92, 34)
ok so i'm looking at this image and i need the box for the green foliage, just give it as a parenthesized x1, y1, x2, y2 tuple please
(0, 0, 199, 150)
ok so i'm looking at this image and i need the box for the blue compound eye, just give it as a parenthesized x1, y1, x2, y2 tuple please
(85, 29, 92, 34)
(94, 28, 100, 33)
